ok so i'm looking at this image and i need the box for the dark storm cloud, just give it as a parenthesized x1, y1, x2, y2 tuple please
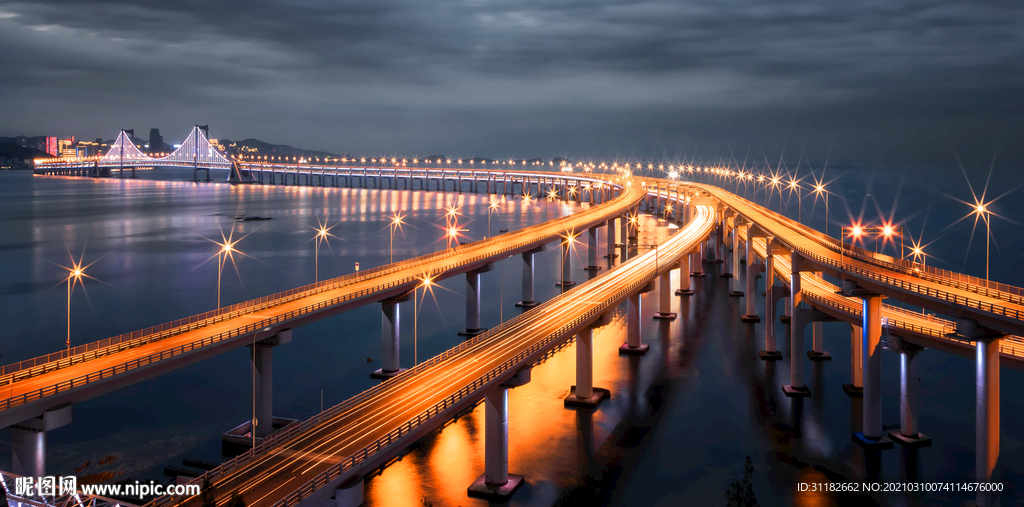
(0, 0, 1021, 163)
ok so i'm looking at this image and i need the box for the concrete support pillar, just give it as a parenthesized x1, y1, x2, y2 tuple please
(604, 218, 618, 259)
(252, 343, 274, 437)
(844, 324, 864, 396)
(564, 321, 613, 409)
(10, 428, 45, 477)
(516, 251, 538, 308)
(742, 238, 759, 321)
(619, 216, 628, 260)
(729, 224, 742, 294)
(976, 336, 1001, 507)
(783, 269, 810, 396)
(620, 293, 649, 355)
(485, 388, 509, 485)
(676, 254, 694, 296)
(335, 477, 364, 507)
(584, 226, 600, 271)
(854, 294, 891, 448)
(653, 270, 676, 319)
(693, 242, 705, 277)
(461, 271, 486, 336)
(888, 345, 932, 447)
(759, 252, 781, 360)
(467, 387, 525, 501)
(557, 237, 575, 287)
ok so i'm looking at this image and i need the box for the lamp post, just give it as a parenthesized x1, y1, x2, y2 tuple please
(62, 260, 90, 353)
(415, 275, 434, 365)
(814, 183, 829, 236)
(252, 326, 272, 450)
(788, 180, 802, 222)
(974, 203, 991, 283)
(388, 212, 405, 263)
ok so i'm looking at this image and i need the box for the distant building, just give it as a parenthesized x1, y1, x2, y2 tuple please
(46, 137, 57, 156)
(58, 137, 76, 158)
(149, 128, 163, 154)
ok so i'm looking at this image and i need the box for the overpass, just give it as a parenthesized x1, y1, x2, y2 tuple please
(642, 179, 1019, 507)
(137, 186, 716, 507)
(1, 167, 647, 481)
(10, 162, 1019, 506)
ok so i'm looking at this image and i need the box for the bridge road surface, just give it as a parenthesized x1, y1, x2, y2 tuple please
(0, 180, 646, 429)
(680, 181, 1024, 337)
(159, 204, 717, 507)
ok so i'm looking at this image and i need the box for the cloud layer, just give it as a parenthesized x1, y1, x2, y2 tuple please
(1, 0, 1021, 163)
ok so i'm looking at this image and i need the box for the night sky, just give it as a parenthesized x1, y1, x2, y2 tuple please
(1, 0, 1022, 163)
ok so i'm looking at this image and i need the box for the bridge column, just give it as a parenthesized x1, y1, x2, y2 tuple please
(604, 218, 618, 259)
(729, 222, 743, 295)
(516, 246, 544, 308)
(461, 264, 494, 337)
(742, 236, 760, 322)
(619, 215, 628, 260)
(783, 259, 811, 396)
(468, 379, 527, 501)
(584, 226, 600, 271)
(565, 317, 611, 408)
(853, 292, 892, 448)
(888, 340, 930, 447)
(251, 342, 276, 436)
(977, 335, 1002, 507)
(9, 404, 74, 477)
(653, 270, 676, 319)
(372, 301, 405, 379)
(676, 252, 694, 296)
(693, 242, 705, 277)
(557, 237, 576, 288)
(843, 324, 864, 396)
(620, 289, 651, 355)
(758, 244, 781, 360)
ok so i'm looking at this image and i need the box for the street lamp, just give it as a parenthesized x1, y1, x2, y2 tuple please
(414, 275, 434, 365)
(310, 217, 338, 281)
(788, 179, 802, 222)
(388, 212, 405, 263)
(60, 255, 95, 353)
(487, 199, 501, 237)
(813, 183, 829, 235)
(974, 202, 992, 282)
(252, 326, 272, 450)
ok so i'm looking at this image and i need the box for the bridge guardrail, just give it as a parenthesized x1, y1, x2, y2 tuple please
(0, 177, 643, 410)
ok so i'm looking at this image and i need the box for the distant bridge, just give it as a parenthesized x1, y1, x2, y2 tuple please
(33, 126, 230, 180)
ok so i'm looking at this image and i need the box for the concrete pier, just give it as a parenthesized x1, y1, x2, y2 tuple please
(676, 254, 694, 296)
(854, 293, 892, 449)
(758, 248, 781, 360)
(604, 218, 618, 259)
(565, 324, 611, 408)
(584, 226, 600, 271)
(516, 248, 541, 308)
(889, 342, 930, 447)
(653, 270, 676, 319)
(975, 332, 1002, 507)
(461, 265, 493, 336)
(620, 293, 649, 355)
(467, 387, 525, 501)
(372, 303, 405, 379)
(782, 263, 810, 396)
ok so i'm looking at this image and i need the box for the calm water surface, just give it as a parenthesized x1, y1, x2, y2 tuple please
(1, 163, 1023, 506)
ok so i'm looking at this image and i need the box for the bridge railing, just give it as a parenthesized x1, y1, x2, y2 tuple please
(0, 179, 641, 409)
